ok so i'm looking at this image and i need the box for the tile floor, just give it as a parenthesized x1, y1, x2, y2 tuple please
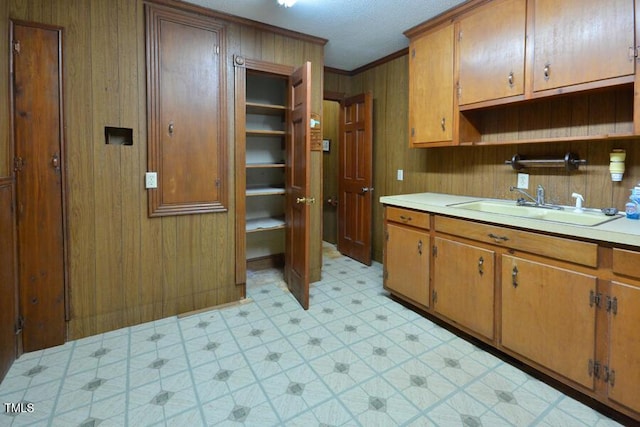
(0, 243, 625, 426)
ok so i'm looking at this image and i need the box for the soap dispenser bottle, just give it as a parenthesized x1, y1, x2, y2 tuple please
(625, 188, 639, 220)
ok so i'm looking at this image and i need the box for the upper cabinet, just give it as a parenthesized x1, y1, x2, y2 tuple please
(532, 0, 635, 94)
(457, 0, 527, 106)
(406, 0, 640, 146)
(408, 24, 455, 147)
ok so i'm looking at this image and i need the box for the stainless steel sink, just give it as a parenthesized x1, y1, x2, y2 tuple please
(449, 200, 622, 226)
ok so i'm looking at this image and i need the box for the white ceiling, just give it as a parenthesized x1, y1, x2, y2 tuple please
(183, 0, 467, 71)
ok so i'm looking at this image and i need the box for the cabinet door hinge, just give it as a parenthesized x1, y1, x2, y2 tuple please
(458, 31, 462, 42)
(588, 359, 601, 379)
(15, 316, 24, 335)
(457, 82, 462, 99)
(432, 289, 438, 304)
(589, 290, 602, 308)
(432, 245, 437, 257)
(14, 156, 25, 173)
(603, 365, 616, 387)
(606, 295, 618, 315)
(215, 178, 221, 188)
(12, 39, 20, 55)
(629, 46, 639, 60)
(383, 270, 388, 281)
(385, 230, 389, 241)
(411, 48, 415, 59)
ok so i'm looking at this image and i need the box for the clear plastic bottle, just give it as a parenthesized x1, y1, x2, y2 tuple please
(625, 188, 640, 220)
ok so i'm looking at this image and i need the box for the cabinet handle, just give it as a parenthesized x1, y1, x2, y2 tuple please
(508, 71, 514, 88)
(512, 266, 519, 288)
(399, 215, 412, 222)
(488, 233, 509, 243)
(543, 63, 550, 81)
(168, 121, 175, 135)
(478, 256, 484, 276)
(440, 117, 446, 132)
(418, 239, 423, 255)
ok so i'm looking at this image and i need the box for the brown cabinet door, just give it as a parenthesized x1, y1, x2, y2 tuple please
(433, 237, 495, 340)
(457, 0, 526, 105)
(384, 223, 429, 307)
(146, 5, 227, 216)
(13, 23, 66, 352)
(532, 0, 635, 92)
(501, 255, 597, 389)
(409, 24, 454, 146)
(608, 281, 640, 413)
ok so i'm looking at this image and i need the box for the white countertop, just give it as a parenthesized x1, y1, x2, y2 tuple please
(380, 192, 640, 248)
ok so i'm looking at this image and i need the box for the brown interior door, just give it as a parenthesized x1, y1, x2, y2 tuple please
(285, 61, 312, 310)
(0, 181, 18, 380)
(337, 92, 373, 265)
(12, 22, 66, 351)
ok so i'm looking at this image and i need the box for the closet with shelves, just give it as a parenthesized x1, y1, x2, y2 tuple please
(244, 71, 288, 261)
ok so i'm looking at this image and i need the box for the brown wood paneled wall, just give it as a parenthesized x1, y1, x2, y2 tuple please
(0, 0, 323, 340)
(325, 57, 640, 264)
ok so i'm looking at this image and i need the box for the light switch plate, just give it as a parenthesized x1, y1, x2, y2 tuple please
(145, 172, 158, 189)
(517, 173, 529, 189)
(397, 169, 404, 181)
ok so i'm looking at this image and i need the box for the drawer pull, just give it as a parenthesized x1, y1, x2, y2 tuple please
(399, 215, 412, 222)
(478, 256, 484, 276)
(488, 233, 509, 243)
(512, 266, 519, 288)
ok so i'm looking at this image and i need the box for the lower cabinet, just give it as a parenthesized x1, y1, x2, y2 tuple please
(501, 255, 597, 389)
(382, 206, 640, 422)
(607, 281, 640, 414)
(383, 207, 429, 307)
(432, 237, 495, 340)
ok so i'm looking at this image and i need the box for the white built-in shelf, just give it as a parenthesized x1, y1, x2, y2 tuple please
(246, 102, 286, 115)
(246, 129, 286, 136)
(246, 216, 285, 233)
(246, 163, 285, 169)
(246, 186, 285, 196)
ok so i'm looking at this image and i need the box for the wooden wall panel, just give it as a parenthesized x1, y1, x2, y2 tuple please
(0, 0, 323, 340)
(325, 57, 640, 264)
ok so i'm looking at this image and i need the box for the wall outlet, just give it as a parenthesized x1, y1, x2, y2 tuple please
(145, 172, 158, 189)
(517, 173, 529, 189)
(397, 169, 404, 181)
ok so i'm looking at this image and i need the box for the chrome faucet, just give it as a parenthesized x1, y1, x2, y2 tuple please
(509, 184, 563, 210)
(509, 186, 538, 205)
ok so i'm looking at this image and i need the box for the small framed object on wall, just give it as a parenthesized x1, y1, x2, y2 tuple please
(322, 139, 330, 152)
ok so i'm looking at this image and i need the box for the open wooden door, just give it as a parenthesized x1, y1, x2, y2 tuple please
(337, 92, 373, 265)
(285, 62, 312, 310)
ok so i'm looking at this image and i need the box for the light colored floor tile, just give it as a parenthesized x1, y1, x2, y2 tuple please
(0, 242, 627, 427)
